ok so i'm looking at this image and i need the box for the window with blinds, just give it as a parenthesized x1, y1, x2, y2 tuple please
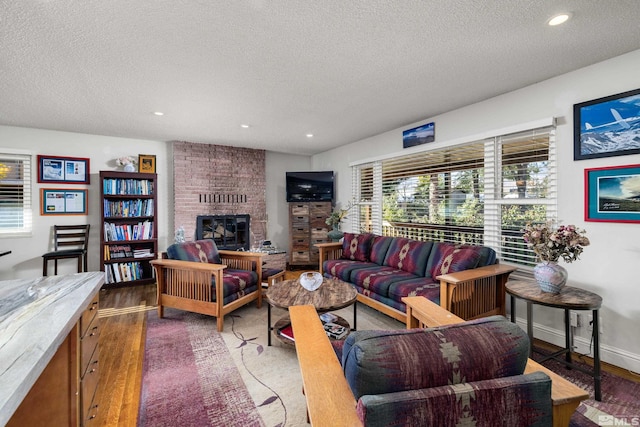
(0, 153, 32, 236)
(352, 125, 555, 269)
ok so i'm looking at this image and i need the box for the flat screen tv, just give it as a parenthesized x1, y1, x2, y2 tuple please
(286, 171, 334, 202)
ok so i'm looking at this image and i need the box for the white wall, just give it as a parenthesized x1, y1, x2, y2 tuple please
(312, 49, 640, 373)
(265, 151, 311, 250)
(0, 126, 172, 280)
(0, 126, 310, 281)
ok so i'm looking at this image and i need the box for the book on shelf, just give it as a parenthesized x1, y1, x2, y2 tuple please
(323, 322, 348, 340)
(278, 324, 295, 342)
(104, 261, 145, 284)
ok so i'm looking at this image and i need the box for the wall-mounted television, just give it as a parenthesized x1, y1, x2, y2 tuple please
(286, 171, 334, 202)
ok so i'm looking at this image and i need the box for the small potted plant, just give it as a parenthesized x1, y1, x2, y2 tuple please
(326, 201, 353, 241)
(522, 221, 590, 293)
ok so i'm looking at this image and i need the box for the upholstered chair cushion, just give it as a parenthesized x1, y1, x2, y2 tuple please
(382, 238, 434, 276)
(341, 232, 375, 262)
(356, 371, 552, 427)
(166, 239, 221, 264)
(430, 244, 482, 278)
(341, 315, 529, 399)
(368, 235, 394, 265)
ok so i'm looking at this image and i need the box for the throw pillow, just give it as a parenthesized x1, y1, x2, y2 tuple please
(166, 239, 221, 264)
(431, 245, 481, 278)
(341, 233, 374, 262)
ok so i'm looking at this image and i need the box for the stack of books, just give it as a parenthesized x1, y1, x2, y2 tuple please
(319, 313, 348, 340)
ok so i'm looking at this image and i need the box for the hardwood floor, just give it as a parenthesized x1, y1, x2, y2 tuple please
(94, 271, 300, 426)
(94, 272, 638, 426)
(95, 284, 156, 426)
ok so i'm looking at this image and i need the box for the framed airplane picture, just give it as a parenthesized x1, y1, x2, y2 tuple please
(574, 88, 640, 160)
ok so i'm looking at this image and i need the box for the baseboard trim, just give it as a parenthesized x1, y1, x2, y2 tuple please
(514, 316, 640, 376)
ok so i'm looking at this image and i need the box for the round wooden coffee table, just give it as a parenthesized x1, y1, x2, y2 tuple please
(266, 276, 357, 346)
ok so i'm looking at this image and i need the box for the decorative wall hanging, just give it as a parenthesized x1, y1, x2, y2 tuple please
(40, 188, 88, 215)
(37, 155, 90, 184)
(138, 154, 156, 173)
(574, 88, 640, 160)
(403, 122, 435, 148)
(584, 164, 640, 223)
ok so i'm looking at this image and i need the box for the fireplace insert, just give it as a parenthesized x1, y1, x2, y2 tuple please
(196, 214, 250, 251)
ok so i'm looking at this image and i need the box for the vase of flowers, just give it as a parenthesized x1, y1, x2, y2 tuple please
(522, 222, 590, 294)
(116, 156, 137, 172)
(325, 201, 353, 241)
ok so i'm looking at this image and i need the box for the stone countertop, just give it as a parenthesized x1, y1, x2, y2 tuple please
(0, 272, 104, 426)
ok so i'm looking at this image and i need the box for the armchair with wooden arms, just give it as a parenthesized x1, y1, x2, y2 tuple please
(150, 239, 263, 332)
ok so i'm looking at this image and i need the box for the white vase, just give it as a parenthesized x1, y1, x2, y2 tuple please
(533, 261, 568, 294)
(123, 163, 136, 172)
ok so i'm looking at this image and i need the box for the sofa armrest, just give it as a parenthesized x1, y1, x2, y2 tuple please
(290, 305, 361, 427)
(151, 258, 227, 313)
(436, 263, 517, 320)
(315, 242, 343, 275)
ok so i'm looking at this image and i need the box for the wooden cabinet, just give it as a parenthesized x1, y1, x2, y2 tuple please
(79, 293, 100, 424)
(288, 202, 331, 267)
(100, 170, 158, 287)
(7, 292, 100, 427)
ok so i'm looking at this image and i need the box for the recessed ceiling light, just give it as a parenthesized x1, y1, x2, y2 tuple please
(548, 13, 570, 26)
(241, 124, 250, 128)
(153, 111, 164, 116)
(306, 133, 314, 138)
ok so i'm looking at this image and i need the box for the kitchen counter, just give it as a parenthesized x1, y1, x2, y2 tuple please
(0, 272, 104, 426)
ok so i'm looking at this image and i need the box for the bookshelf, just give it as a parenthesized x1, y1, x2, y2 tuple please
(100, 170, 158, 287)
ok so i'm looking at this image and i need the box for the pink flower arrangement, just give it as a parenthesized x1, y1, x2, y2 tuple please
(522, 221, 590, 263)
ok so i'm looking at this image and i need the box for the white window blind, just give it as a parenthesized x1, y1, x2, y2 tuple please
(0, 153, 32, 236)
(352, 125, 555, 268)
(492, 127, 556, 267)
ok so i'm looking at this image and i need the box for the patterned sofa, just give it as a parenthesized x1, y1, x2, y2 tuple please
(335, 315, 552, 426)
(318, 233, 517, 322)
(150, 239, 263, 332)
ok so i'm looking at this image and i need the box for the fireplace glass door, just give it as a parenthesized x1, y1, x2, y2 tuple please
(196, 214, 250, 251)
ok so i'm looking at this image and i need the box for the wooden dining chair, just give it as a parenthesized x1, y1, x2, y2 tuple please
(42, 224, 91, 276)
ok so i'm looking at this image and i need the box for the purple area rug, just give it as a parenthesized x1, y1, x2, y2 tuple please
(532, 347, 640, 427)
(138, 309, 264, 427)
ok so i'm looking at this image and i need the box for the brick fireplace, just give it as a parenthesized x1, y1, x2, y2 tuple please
(173, 141, 267, 247)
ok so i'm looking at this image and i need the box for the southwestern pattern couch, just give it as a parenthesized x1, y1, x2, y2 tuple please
(318, 232, 517, 322)
(335, 315, 552, 426)
(150, 239, 263, 331)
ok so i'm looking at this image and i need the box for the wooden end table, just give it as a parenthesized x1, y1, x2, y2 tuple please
(265, 277, 357, 346)
(506, 280, 603, 401)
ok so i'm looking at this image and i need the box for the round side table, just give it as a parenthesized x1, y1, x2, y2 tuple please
(506, 280, 603, 401)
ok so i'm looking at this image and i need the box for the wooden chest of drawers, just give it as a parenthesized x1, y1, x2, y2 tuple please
(289, 202, 331, 267)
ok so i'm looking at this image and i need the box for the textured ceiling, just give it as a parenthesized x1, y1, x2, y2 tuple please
(2, 1, 640, 155)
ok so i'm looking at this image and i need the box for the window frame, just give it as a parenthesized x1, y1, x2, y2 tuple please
(351, 121, 556, 269)
(0, 151, 33, 237)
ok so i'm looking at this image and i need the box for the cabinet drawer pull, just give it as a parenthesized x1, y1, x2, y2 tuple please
(90, 368, 97, 374)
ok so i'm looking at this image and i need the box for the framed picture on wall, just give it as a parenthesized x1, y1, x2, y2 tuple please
(37, 155, 90, 184)
(584, 164, 640, 223)
(574, 88, 640, 160)
(138, 154, 156, 173)
(40, 188, 88, 215)
(403, 122, 435, 148)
